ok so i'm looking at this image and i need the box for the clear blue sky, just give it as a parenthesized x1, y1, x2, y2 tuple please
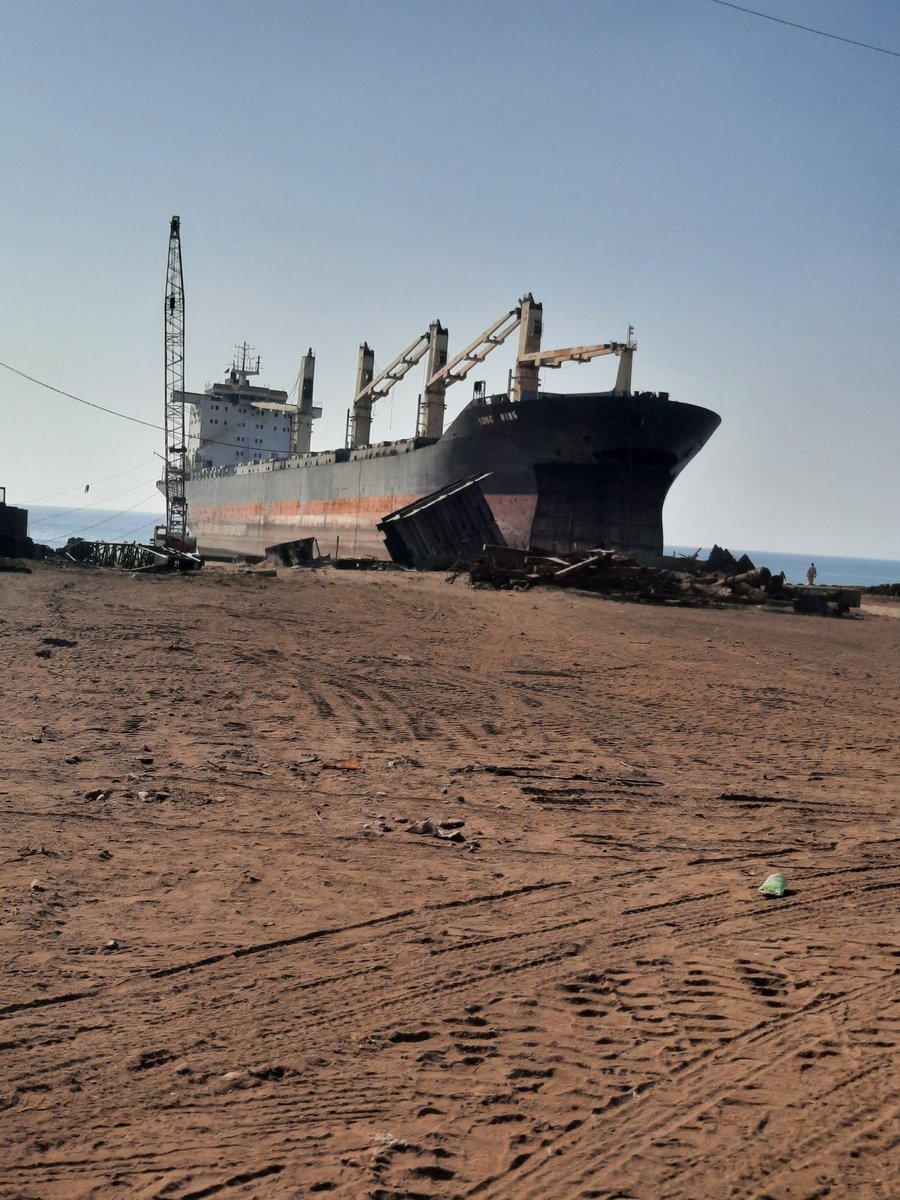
(2, 0, 898, 557)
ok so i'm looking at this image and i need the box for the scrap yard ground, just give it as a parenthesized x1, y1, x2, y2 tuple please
(1, 563, 897, 1199)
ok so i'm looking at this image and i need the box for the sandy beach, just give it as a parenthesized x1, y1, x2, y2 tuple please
(1, 562, 897, 1199)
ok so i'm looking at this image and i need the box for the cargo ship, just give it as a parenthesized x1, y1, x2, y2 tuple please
(179, 296, 720, 560)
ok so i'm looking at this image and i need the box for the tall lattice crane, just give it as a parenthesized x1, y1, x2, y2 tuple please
(160, 215, 194, 551)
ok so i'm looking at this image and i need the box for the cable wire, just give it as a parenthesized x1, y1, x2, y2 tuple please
(116, 512, 166, 541)
(0, 359, 163, 428)
(23, 459, 157, 506)
(704, 0, 900, 58)
(63, 494, 162, 539)
(2, 356, 302, 458)
(37, 477, 160, 520)
(92, 479, 162, 511)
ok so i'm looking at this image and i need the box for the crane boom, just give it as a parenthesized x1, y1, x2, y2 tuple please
(346, 296, 636, 448)
(354, 330, 431, 404)
(162, 216, 190, 549)
(426, 306, 521, 388)
(517, 341, 627, 368)
(350, 330, 432, 448)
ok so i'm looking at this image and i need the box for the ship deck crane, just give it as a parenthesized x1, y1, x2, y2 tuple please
(416, 305, 522, 438)
(519, 341, 627, 367)
(350, 330, 432, 447)
(350, 306, 525, 447)
(349, 297, 637, 448)
(426, 306, 522, 387)
(518, 337, 635, 394)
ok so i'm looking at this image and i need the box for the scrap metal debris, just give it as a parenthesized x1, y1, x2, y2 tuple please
(467, 545, 685, 599)
(379, 474, 505, 569)
(0, 493, 37, 559)
(264, 536, 325, 567)
(333, 557, 403, 571)
(63, 538, 202, 572)
(461, 544, 860, 614)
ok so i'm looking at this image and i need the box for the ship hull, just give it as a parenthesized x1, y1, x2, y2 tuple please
(184, 391, 720, 560)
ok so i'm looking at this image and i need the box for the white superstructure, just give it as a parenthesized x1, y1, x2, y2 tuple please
(184, 344, 320, 471)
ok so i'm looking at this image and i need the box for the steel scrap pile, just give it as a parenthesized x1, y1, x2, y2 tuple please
(464, 544, 797, 608)
(687, 564, 793, 606)
(466, 545, 683, 599)
(464, 544, 861, 614)
(682, 547, 860, 613)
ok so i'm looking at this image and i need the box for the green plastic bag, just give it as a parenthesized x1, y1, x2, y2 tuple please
(759, 872, 788, 897)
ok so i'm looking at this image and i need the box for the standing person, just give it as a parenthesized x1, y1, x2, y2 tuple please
(807, 562, 817, 585)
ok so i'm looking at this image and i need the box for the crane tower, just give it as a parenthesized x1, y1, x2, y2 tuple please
(161, 215, 192, 550)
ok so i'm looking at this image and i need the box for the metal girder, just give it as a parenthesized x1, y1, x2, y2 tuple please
(65, 540, 201, 571)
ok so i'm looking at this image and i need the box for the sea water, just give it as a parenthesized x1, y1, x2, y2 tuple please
(21, 506, 900, 586)
(26, 505, 165, 548)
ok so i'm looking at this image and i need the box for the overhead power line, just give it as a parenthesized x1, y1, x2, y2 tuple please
(0, 359, 163, 429)
(46, 477, 161, 518)
(704, 0, 900, 58)
(1, 357, 305, 458)
(23, 458, 157, 506)
(64, 494, 163, 539)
